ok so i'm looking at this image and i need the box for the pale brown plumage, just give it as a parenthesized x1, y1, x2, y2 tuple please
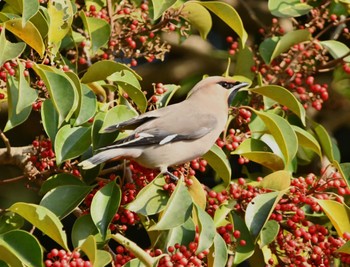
(79, 76, 248, 178)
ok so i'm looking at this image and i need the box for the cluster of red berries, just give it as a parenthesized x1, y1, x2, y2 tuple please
(84, 4, 109, 21)
(226, 36, 239, 56)
(217, 223, 244, 246)
(28, 138, 55, 173)
(44, 249, 91, 267)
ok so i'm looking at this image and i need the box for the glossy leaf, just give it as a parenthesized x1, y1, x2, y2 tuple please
(232, 212, 255, 265)
(337, 241, 350, 254)
(95, 250, 113, 267)
(6, 0, 39, 26)
(0, 245, 23, 267)
(259, 29, 311, 63)
(74, 84, 97, 126)
(4, 76, 32, 132)
(163, 218, 196, 250)
(8, 202, 69, 250)
(92, 111, 119, 150)
(245, 191, 284, 239)
(213, 199, 235, 227)
(260, 170, 291, 191)
(81, 60, 141, 83)
(316, 199, 350, 237)
(55, 125, 92, 165)
(336, 162, 350, 187)
(181, 2, 212, 39)
(203, 144, 231, 188)
(0, 212, 24, 234)
(253, 109, 298, 166)
(0, 230, 43, 267)
(312, 121, 337, 162)
(194, 203, 216, 253)
(199, 1, 248, 45)
(150, 0, 177, 20)
(260, 220, 280, 248)
(150, 180, 193, 231)
(5, 18, 44, 57)
(101, 105, 138, 133)
(33, 65, 78, 126)
(126, 177, 169, 216)
(39, 173, 85, 195)
(80, 235, 96, 265)
(109, 70, 147, 113)
(292, 125, 322, 158)
(41, 99, 59, 143)
(321, 40, 350, 62)
(268, 0, 313, 18)
(16, 61, 37, 114)
(30, 8, 49, 38)
(187, 176, 207, 210)
(47, 0, 74, 49)
(0, 28, 25, 66)
(80, 12, 110, 53)
(207, 233, 228, 267)
(91, 181, 121, 239)
(235, 46, 256, 81)
(40, 185, 91, 219)
(156, 84, 180, 108)
(71, 214, 99, 248)
(232, 139, 285, 170)
(250, 85, 306, 125)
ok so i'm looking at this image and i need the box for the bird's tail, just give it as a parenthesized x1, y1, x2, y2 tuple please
(78, 148, 142, 169)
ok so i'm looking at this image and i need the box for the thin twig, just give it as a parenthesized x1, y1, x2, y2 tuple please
(0, 175, 26, 184)
(0, 130, 11, 155)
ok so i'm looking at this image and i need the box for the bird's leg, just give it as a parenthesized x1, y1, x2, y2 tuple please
(166, 171, 179, 181)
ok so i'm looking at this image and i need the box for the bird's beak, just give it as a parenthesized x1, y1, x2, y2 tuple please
(228, 81, 249, 104)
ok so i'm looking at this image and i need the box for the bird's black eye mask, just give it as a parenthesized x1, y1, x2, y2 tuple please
(218, 81, 241, 89)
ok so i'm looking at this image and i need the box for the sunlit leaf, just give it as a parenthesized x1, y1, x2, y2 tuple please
(71, 214, 100, 248)
(16, 61, 37, 114)
(74, 84, 97, 126)
(316, 199, 350, 237)
(292, 126, 322, 158)
(194, 203, 216, 253)
(150, 0, 177, 20)
(260, 220, 280, 248)
(268, 0, 313, 17)
(5, 18, 44, 57)
(321, 40, 350, 62)
(187, 176, 206, 209)
(41, 99, 59, 143)
(0, 28, 25, 66)
(207, 233, 228, 267)
(39, 173, 85, 195)
(8, 202, 69, 250)
(260, 170, 291, 191)
(0, 212, 24, 234)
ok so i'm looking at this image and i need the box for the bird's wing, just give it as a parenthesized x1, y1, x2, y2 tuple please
(97, 112, 218, 151)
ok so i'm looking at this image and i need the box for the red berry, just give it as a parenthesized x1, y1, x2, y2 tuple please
(239, 239, 246, 246)
(140, 3, 148, 11)
(89, 5, 96, 12)
(330, 14, 337, 21)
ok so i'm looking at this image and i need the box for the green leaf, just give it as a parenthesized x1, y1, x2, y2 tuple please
(95, 250, 112, 267)
(260, 170, 291, 191)
(232, 138, 285, 171)
(126, 177, 169, 216)
(108, 70, 147, 113)
(261, 29, 311, 63)
(162, 218, 196, 250)
(71, 214, 99, 248)
(321, 40, 350, 62)
(5, 18, 44, 57)
(16, 61, 37, 114)
(250, 85, 306, 125)
(92, 111, 118, 150)
(80, 11, 110, 53)
(232, 212, 254, 265)
(252, 109, 298, 166)
(245, 191, 284, 240)
(207, 233, 228, 267)
(33, 65, 78, 126)
(213, 199, 235, 227)
(268, 0, 313, 18)
(0, 212, 24, 234)
(40, 173, 85, 195)
(47, 0, 74, 50)
(0, 28, 25, 67)
(336, 162, 350, 188)
(198, 1, 248, 45)
(203, 144, 231, 188)
(150, 0, 177, 20)
(0, 230, 43, 267)
(55, 125, 92, 165)
(292, 125, 322, 158)
(4, 76, 32, 132)
(0, 245, 22, 267)
(41, 99, 59, 143)
(150, 180, 193, 231)
(194, 203, 216, 253)
(8, 202, 69, 250)
(187, 176, 207, 210)
(181, 2, 212, 39)
(40, 185, 91, 219)
(337, 241, 350, 254)
(81, 60, 141, 83)
(5, 0, 39, 26)
(316, 199, 350, 237)
(260, 220, 280, 248)
(80, 235, 96, 265)
(30, 8, 49, 39)
(156, 84, 180, 108)
(235, 46, 255, 81)
(91, 181, 121, 239)
(74, 84, 97, 126)
(312, 122, 337, 162)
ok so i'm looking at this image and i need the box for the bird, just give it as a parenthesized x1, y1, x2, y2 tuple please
(79, 76, 248, 179)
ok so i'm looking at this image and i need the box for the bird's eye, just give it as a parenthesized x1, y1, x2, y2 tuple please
(218, 81, 234, 89)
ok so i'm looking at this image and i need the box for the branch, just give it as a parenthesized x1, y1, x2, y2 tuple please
(0, 145, 31, 168)
(0, 130, 11, 155)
